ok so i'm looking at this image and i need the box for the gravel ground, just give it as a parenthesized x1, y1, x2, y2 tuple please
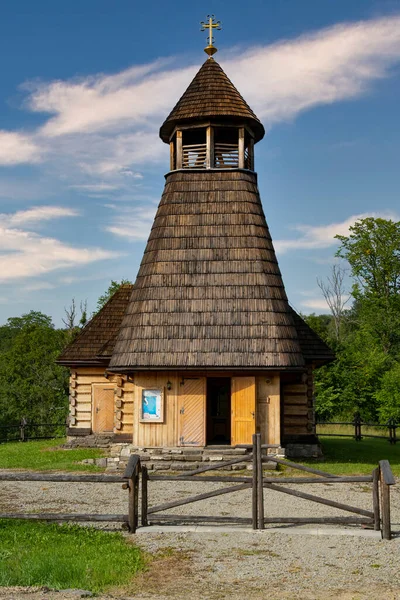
(1, 472, 400, 599)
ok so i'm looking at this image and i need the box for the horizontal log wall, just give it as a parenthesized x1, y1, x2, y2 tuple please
(70, 368, 284, 446)
(69, 368, 134, 436)
(281, 368, 314, 437)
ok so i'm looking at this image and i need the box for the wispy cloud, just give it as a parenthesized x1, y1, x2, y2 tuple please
(105, 203, 158, 241)
(0, 131, 42, 165)
(0, 206, 120, 282)
(2, 14, 400, 184)
(7, 206, 79, 226)
(275, 211, 399, 254)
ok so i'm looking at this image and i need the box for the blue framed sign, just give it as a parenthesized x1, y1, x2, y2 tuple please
(140, 388, 164, 423)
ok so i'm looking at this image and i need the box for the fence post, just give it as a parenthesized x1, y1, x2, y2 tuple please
(256, 433, 264, 530)
(353, 412, 362, 441)
(388, 418, 397, 445)
(379, 460, 395, 540)
(372, 467, 380, 531)
(20, 417, 27, 442)
(141, 465, 148, 527)
(252, 434, 258, 530)
(123, 455, 141, 534)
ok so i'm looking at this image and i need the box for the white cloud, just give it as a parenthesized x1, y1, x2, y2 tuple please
(300, 297, 331, 311)
(3, 15, 400, 184)
(105, 203, 158, 241)
(0, 131, 41, 166)
(0, 206, 120, 282)
(7, 206, 79, 226)
(275, 211, 399, 254)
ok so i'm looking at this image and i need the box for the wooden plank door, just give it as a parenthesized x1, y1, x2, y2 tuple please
(231, 376, 256, 446)
(92, 385, 114, 433)
(178, 378, 206, 446)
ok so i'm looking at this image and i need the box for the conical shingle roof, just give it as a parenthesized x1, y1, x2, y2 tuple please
(110, 170, 305, 371)
(159, 57, 265, 143)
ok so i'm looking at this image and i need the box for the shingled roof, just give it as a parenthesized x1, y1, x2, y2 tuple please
(110, 170, 306, 371)
(57, 282, 333, 368)
(159, 57, 265, 143)
(289, 308, 335, 364)
(57, 284, 133, 366)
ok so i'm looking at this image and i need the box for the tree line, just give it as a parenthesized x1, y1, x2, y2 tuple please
(0, 281, 128, 428)
(304, 217, 400, 423)
(0, 218, 399, 428)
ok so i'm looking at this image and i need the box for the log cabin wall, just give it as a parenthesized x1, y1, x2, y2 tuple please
(68, 367, 134, 437)
(281, 368, 315, 440)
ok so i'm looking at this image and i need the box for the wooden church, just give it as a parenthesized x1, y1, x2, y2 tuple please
(58, 20, 334, 454)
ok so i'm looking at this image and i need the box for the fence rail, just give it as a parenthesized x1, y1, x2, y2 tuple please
(316, 412, 398, 444)
(0, 437, 395, 539)
(0, 419, 66, 443)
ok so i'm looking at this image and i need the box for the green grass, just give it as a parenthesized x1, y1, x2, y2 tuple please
(290, 436, 400, 477)
(0, 439, 105, 471)
(0, 520, 144, 592)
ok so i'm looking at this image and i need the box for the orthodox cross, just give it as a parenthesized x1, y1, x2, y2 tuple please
(200, 14, 222, 56)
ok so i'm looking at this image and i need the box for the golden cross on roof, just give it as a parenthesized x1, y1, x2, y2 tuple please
(200, 14, 222, 57)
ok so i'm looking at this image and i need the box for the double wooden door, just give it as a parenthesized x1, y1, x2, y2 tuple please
(178, 376, 255, 446)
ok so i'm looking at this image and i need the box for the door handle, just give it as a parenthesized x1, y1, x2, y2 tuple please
(96, 407, 99, 414)
(251, 411, 255, 419)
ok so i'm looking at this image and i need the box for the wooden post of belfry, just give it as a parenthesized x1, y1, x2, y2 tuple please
(238, 127, 245, 169)
(176, 130, 183, 169)
(141, 465, 148, 527)
(256, 433, 264, 529)
(252, 434, 258, 529)
(372, 467, 380, 531)
(206, 126, 214, 169)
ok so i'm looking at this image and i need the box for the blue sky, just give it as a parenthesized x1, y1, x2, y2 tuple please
(1, 0, 400, 326)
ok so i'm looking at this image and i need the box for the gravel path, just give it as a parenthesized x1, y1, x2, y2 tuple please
(1, 472, 400, 599)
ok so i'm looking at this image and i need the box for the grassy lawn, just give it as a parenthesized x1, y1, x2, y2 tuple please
(290, 436, 400, 477)
(0, 439, 105, 471)
(0, 520, 144, 592)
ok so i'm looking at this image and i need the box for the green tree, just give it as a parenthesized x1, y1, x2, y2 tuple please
(376, 363, 400, 421)
(95, 279, 132, 314)
(335, 217, 400, 299)
(0, 311, 69, 427)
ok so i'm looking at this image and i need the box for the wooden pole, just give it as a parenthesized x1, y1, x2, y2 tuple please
(381, 479, 391, 540)
(206, 126, 214, 169)
(141, 465, 148, 527)
(238, 128, 245, 169)
(169, 141, 175, 171)
(176, 130, 182, 169)
(256, 433, 264, 529)
(379, 459, 395, 540)
(372, 467, 380, 531)
(128, 467, 138, 533)
(252, 433, 257, 530)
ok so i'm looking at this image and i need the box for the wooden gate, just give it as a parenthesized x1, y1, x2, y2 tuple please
(92, 385, 114, 433)
(178, 378, 206, 446)
(139, 434, 395, 539)
(231, 376, 255, 445)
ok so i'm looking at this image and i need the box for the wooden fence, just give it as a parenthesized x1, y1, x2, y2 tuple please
(0, 437, 396, 539)
(0, 455, 141, 533)
(0, 419, 66, 443)
(140, 434, 396, 540)
(316, 412, 398, 444)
